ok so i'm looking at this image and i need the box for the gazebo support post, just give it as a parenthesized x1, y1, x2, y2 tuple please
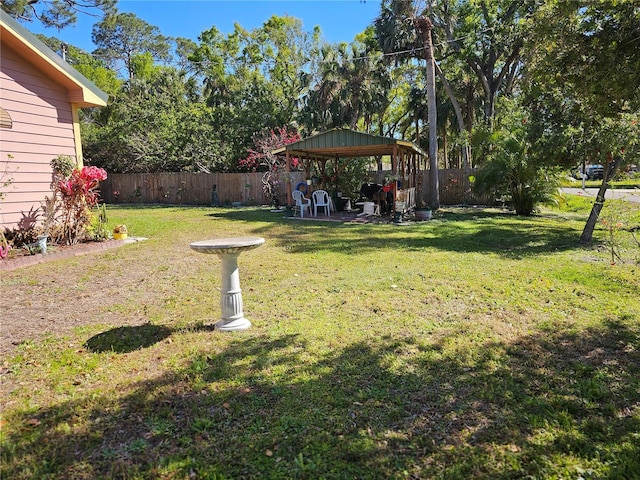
(286, 150, 292, 207)
(392, 144, 398, 216)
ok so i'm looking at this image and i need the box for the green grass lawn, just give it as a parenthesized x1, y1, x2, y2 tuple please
(1, 200, 639, 479)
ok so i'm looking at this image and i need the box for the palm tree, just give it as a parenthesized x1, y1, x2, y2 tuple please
(301, 42, 391, 132)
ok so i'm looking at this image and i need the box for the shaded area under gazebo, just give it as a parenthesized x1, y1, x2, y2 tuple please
(272, 128, 428, 216)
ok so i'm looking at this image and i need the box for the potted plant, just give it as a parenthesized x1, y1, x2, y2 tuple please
(414, 194, 433, 221)
(113, 224, 128, 240)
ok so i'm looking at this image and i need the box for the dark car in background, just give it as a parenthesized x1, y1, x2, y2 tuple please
(575, 164, 605, 180)
(586, 165, 605, 179)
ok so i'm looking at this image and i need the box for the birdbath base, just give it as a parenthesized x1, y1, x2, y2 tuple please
(190, 237, 265, 331)
(216, 317, 252, 332)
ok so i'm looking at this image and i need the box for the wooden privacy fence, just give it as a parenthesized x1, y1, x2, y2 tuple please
(367, 168, 492, 206)
(438, 169, 491, 206)
(100, 169, 492, 206)
(101, 172, 305, 206)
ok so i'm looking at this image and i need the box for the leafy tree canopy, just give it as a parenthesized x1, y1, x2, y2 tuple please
(189, 15, 322, 165)
(528, 1, 640, 116)
(524, 1, 640, 241)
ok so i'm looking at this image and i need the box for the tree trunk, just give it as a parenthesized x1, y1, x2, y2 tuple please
(579, 155, 621, 244)
(442, 127, 448, 168)
(465, 81, 475, 166)
(417, 16, 439, 210)
(435, 61, 470, 170)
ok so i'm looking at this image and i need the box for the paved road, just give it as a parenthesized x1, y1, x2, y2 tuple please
(561, 188, 640, 204)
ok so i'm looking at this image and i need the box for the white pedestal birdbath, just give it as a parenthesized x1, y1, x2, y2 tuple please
(190, 237, 265, 331)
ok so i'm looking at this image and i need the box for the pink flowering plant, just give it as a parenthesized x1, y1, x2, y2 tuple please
(56, 166, 108, 245)
(239, 127, 300, 207)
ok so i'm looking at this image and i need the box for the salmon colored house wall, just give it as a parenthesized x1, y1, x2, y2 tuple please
(0, 10, 108, 229)
(1, 43, 77, 227)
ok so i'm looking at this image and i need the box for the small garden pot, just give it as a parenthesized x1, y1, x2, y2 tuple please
(414, 209, 432, 221)
(113, 225, 128, 240)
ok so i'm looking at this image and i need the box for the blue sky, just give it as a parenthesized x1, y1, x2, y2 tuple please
(26, 0, 381, 53)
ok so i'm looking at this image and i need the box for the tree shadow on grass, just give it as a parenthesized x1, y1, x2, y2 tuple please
(4, 318, 639, 479)
(203, 207, 584, 259)
(284, 219, 580, 259)
(205, 207, 287, 223)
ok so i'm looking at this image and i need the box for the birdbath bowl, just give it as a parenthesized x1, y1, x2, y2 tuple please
(190, 237, 265, 331)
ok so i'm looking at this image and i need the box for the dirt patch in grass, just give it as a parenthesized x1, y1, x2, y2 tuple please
(0, 239, 174, 358)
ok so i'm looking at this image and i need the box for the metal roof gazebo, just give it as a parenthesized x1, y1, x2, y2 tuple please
(272, 128, 428, 213)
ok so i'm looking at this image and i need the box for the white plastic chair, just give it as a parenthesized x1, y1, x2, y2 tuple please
(312, 190, 332, 216)
(292, 190, 312, 218)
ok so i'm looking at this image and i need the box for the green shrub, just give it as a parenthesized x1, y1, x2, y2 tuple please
(473, 127, 561, 215)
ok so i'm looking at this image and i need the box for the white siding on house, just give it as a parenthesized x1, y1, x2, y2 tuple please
(0, 42, 77, 228)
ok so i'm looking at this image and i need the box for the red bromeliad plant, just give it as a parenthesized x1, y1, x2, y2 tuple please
(56, 166, 107, 244)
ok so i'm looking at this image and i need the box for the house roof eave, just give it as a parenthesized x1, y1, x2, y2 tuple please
(0, 10, 108, 108)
